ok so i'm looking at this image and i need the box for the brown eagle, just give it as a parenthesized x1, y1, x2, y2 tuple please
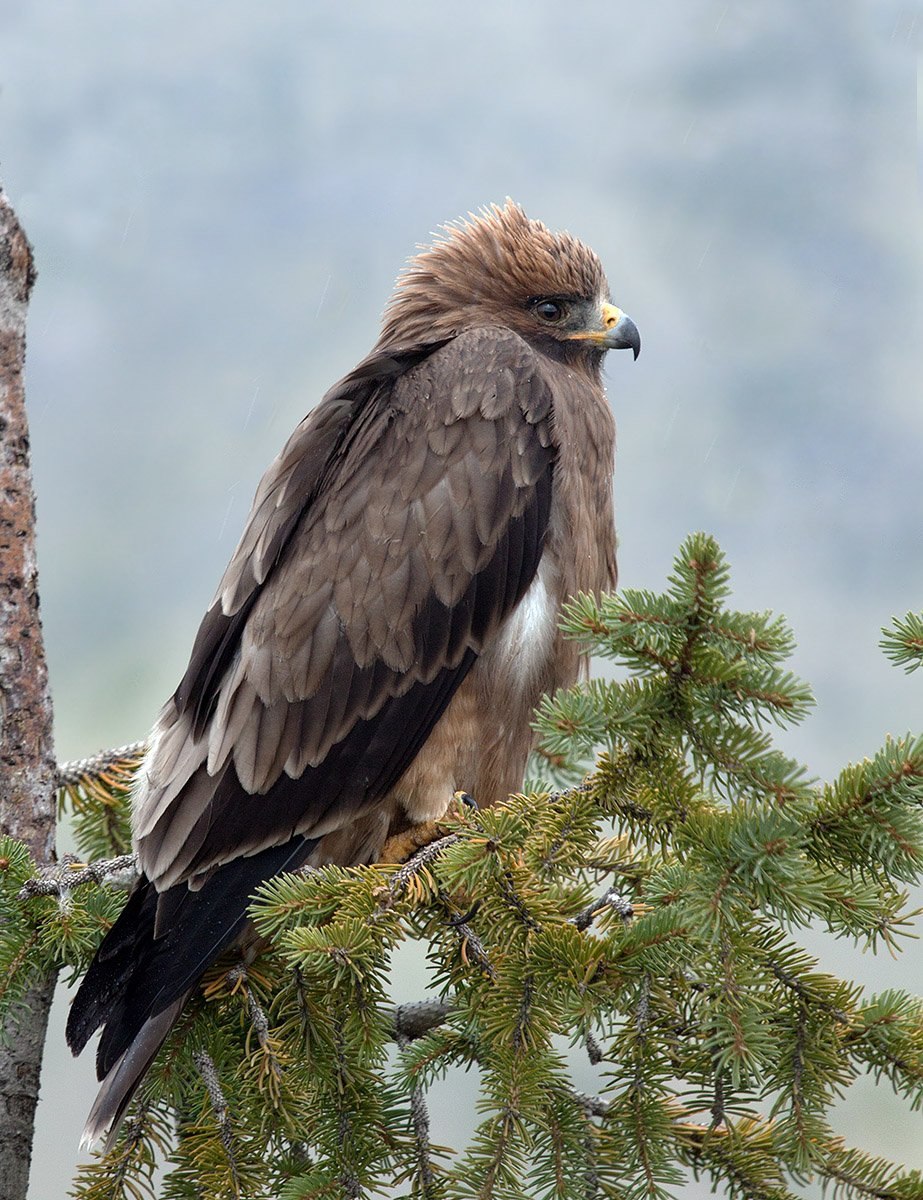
(67, 200, 640, 1147)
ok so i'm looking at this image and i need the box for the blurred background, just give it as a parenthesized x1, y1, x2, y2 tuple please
(1, 1, 921, 1194)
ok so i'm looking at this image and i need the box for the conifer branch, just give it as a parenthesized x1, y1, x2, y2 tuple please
(581, 1123, 600, 1200)
(225, 965, 286, 1103)
(106, 1105, 158, 1199)
(496, 866, 543, 932)
(333, 1031, 361, 1200)
(880, 612, 923, 674)
(71, 1098, 167, 1200)
(388, 999, 455, 1041)
(709, 1070, 727, 1129)
(819, 1142, 918, 1200)
(3, 532, 920, 1198)
(678, 1118, 797, 1200)
(388, 833, 460, 895)
(436, 884, 494, 977)
(584, 1031, 604, 1065)
(55, 741, 147, 791)
(571, 886, 635, 931)
(193, 1049, 244, 1196)
(768, 959, 851, 1025)
(535, 783, 592, 874)
(17, 852, 138, 899)
(396, 1026, 438, 1199)
(56, 744, 143, 860)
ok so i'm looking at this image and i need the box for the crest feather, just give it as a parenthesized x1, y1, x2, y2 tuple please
(379, 200, 608, 346)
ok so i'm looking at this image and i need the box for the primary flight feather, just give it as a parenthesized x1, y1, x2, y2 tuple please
(67, 200, 640, 1147)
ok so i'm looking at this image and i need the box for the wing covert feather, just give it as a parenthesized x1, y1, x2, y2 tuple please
(136, 327, 556, 888)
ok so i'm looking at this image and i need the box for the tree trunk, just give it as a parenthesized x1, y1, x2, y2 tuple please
(0, 185, 57, 1200)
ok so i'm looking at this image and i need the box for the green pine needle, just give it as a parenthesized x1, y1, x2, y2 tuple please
(1, 535, 919, 1199)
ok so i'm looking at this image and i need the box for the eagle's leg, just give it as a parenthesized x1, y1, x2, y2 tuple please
(377, 791, 476, 864)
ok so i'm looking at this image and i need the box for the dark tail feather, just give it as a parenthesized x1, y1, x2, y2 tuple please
(69, 834, 317, 1148)
(66, 880, 160, 1058)
(79, 996, 186, 1153)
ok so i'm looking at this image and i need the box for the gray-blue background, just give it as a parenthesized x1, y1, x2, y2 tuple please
(2, 2, 921, 1195)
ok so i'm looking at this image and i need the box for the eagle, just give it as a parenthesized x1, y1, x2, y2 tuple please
(67, 200, 640, 1147)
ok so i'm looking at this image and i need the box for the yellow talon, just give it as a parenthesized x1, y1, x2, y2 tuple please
(378, 821, 442, 864)
(377, 792, 476, 864)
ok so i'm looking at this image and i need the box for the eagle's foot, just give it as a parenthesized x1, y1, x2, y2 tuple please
(378, 821, 443, 865)
(378, 792, 478, 864)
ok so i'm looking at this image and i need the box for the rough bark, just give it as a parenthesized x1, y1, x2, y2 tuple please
(0, 185, 57, 1200)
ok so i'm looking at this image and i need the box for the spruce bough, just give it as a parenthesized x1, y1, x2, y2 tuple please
(1, 534, 920, 1199)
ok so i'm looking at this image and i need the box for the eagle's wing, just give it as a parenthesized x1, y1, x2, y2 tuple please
(67, 326, 556, 1099)
(134, 326, 555, 889)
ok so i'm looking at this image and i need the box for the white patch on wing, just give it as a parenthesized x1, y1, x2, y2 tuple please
(492, 557, 558, 687)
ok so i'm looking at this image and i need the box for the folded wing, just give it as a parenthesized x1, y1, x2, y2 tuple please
(67, 326, 557, 1104)
(135, 325, 556, 889)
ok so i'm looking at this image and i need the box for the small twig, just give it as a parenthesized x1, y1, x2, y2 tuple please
(572, 886, 635, 931)
(632, 974, 653, 1094)
(193, 1049, 242, 1194)
(451, 918, 494, 977)
(225, 964, 284, 1097)
(710, 1069, 726, 1129)
(382, 824, 496, 975)
(340, 1169, 361, 1199)
(636, 974, 652, 1037)
(531, 783, 593, 875)
(18, 848, 321, 901)
(56, 741, 147, 790)
(333, 1031, 361, 1200)
(585, 1030, 604, 1065)
(573, 1091, 610, 1119)
(436, 886, 494, 978)
(769, 959, 850, 1024)
(243, 983, 271, 1047)
(497, 867, 542, 932)
(388, 999, 454, 1042)
(396, 1026, 437, 1199)
(512, 973, 534, 1052)
(118, 1102, 151, 1168)
(226, 966, 268, 1041)
(819, 1160, 906, 1200)
(388, 833, 460, 896)
(18, 853, 138, 900)
(583, 1123, 599, 1200)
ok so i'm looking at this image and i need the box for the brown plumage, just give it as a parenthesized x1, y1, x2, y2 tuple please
(67, 201, 640, 1148)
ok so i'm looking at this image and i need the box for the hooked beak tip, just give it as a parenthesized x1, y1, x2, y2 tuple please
(609, 313, 641, 359)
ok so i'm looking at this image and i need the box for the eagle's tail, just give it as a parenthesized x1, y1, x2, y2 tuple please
(68, 834, 316, 1150)
(79, 997, 186, 1152)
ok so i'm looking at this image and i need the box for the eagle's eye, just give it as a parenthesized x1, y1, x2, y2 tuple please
(531, 298, 568, 324)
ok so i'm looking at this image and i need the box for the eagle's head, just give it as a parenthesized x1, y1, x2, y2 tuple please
(378, 200, 640, 367)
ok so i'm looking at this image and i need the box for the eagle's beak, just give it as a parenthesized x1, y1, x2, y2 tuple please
(569, 303, 641, 359)
(600, 304, 641, 359)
